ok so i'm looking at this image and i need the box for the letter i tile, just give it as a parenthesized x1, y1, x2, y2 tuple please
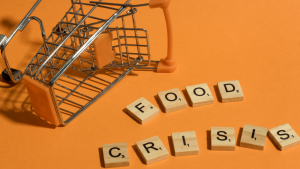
(240, 124, 268, 150)
(172, 131, 199, 156)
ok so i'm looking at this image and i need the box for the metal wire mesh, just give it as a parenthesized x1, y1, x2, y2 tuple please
(22, 0, 156, 124)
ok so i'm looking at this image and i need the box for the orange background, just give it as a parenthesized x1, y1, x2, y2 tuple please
(1, 0, 300, 168)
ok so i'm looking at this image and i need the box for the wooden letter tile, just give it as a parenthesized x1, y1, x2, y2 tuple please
(240, 124, 268, 150)
(157, 88, 187, 113)
(171, 131, 199, 156)
(211, 127, 236, 151)
(185, 83, 214, 107)
(217, 80, 244, 103)
(136, 136, 169, 165)
(102, 142, 130, 168)
(268, 123, 300, 151)
(125, 97, 159, 124)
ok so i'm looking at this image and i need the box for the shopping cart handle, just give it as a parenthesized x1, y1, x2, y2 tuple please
(149, 0, 170, 9)
(149, 0, 176, 73)
(0, 0, 43, 83)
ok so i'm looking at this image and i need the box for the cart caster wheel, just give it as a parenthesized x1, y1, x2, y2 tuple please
(1, 68, 22, 82)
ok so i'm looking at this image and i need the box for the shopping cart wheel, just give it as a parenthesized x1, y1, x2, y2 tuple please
(1, 68, 22, 82)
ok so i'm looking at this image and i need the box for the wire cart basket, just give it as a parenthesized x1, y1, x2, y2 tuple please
(0, 0, 176, 126)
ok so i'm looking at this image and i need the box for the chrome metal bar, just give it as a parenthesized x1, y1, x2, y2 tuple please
(113, 44, 148, 47)
(29, 63, 59, 70)
(85, 9, 137, 26)
(90, 1, 149, 7)
(70, 66, 111, 84)
(122, 17, 130, 65)
(24, 6, 75, 78)
(55, 82, 93, 99)
(28, 16, 47, 41)
(65, 7, 84, 71)
(57, 74, 91, 105)
(49, 0, 131, 86)
(76, 0, 96, 68)
(131, 9, 144, 65)
(105, 65, 157, 69)
(64, 59, 140, 125)
(116, 29, 124, 64)
(33, 0, 104, 79)
(60, 108, 75, 115)
(116, 52, 148, 56)
(1, 1, 45, 83)
(62, 74, 102, 91)
(73, 2, 119, 10)
(56, 95, 83, 107)
(41, 41, 75, 81)
(113, 35, 147, 39)
(52, 31, 89, 39)
(7, 0, 42, 42)
(37, 9, 87, 80)
(45, 42, 78, 51)
(66, 11, 106, 21)
(103, 68, 121, 76)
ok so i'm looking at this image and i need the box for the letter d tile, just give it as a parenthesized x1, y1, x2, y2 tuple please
(217, 80, 244, 103)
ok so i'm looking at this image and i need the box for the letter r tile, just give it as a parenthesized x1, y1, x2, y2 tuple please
(136, 136, 169, 165)
(217, 80, 244, 103)
(157, 88, 187, 113)
(102, 142, 130, 168)
(125, 97, 159, 124)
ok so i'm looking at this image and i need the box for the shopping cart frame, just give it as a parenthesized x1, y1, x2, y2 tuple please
(0, 0, 176, 126)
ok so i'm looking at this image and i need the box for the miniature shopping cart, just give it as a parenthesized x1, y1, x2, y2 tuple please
(0, 0, 176, 126)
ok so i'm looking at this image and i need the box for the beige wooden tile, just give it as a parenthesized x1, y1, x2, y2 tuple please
(125, 97, 159, 124)
(102, 142, 130, 168)
(211, 127, 236, 151)
(185, 83, 214, 107)
(240, 124, 268, 150)
(136, 136, 169, 165)
(157, 88, 187, 113)
(217, 80, 244, 103)
(268, 123, 300, 151)
(172, 131, 199, 156)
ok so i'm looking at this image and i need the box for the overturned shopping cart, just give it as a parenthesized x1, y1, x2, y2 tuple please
(0, 0, 176, 126)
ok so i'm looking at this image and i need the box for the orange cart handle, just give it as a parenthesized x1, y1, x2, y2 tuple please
(149, 0, 176, 73)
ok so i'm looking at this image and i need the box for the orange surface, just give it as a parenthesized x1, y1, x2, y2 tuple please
(1, 0, 300, 169)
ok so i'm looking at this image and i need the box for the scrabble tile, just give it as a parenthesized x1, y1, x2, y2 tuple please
(157, 88, 187, 113)
(102, 142, 130, 168)
(136, 136, 169, 165)
(125, 97, 159, 124)
(268, 123, 300, 151)
(240, 124, 268, 150)
(217, 80, 244, 103)
(185, 83, 214, 107)
(171, 131, 199, 156)
(211, 127, 236, 151)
